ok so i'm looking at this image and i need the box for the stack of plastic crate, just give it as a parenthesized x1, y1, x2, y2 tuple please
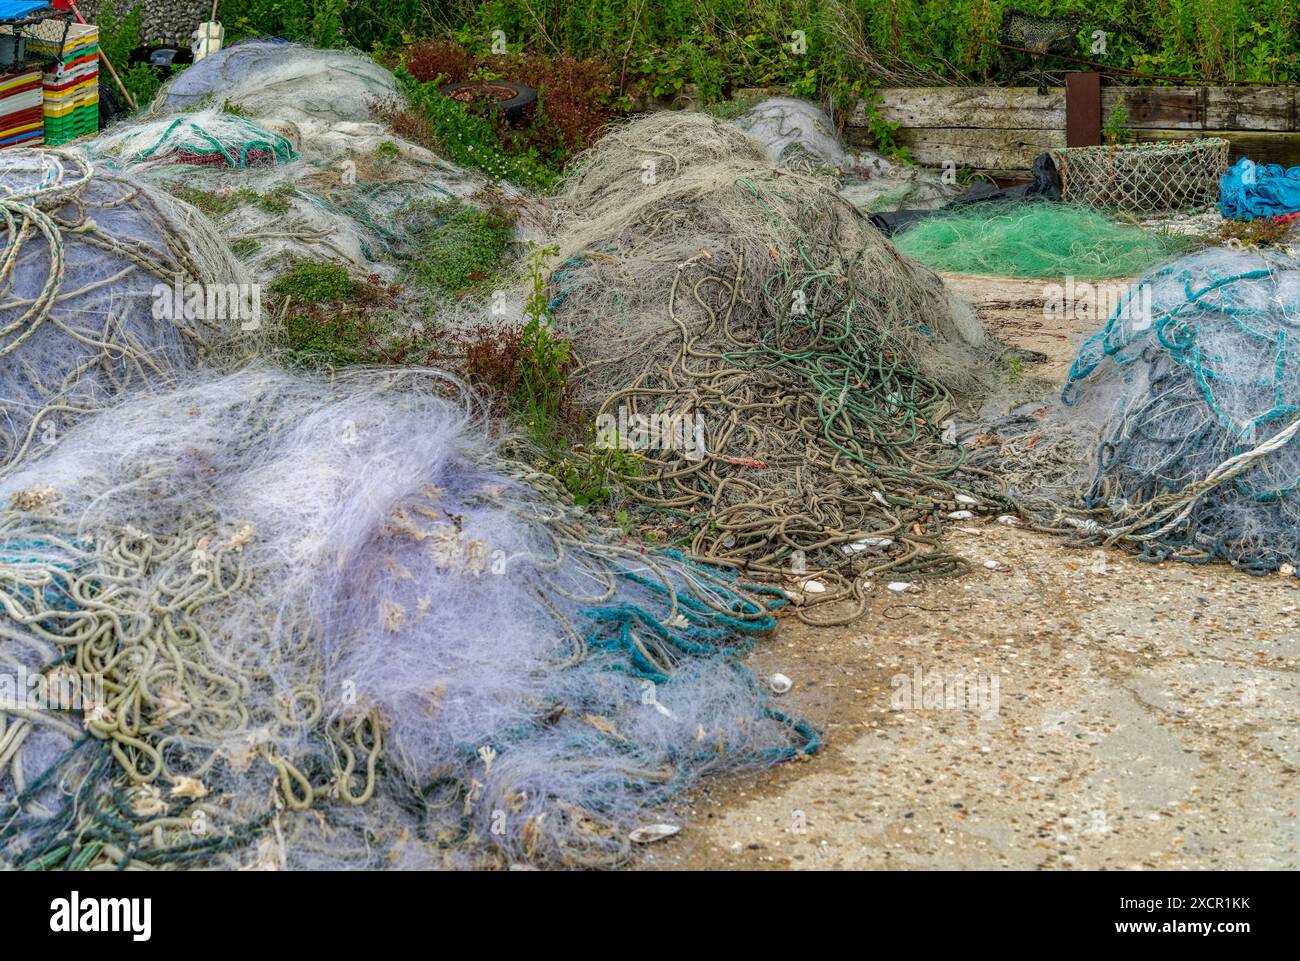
(38, 20, 97, 145)
(0, 64, 42, 147)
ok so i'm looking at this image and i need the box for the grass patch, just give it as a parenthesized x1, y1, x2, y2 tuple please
(170, 186, 259, 218)
(170, 184, 295, 219)
(269, 260, 359, 305)
(257, 183, 295, 214)
(403, 198, 515, 296)
(700, 93, 765, 121)
(270, 260, 405, 367)
(1218, 217, 1295, 248)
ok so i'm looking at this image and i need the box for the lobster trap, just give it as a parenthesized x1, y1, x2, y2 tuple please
(1050, 138, 1229, 212)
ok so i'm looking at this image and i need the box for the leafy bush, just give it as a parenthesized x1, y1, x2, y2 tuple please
(220, 0, 1299, 91)
(557, 445, 642, 507)
(392, 43, 617, 188)
(96, 0, 165, 110)
(221, 0, 346, 47)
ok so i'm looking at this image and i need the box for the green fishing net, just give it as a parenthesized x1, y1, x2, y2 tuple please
(894, 203, 1200, 279)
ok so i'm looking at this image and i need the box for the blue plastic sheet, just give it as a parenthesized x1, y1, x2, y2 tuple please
(0, 1, 50, 19)
(1219, 157, 1300, 221)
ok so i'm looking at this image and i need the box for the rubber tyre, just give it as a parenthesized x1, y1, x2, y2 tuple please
(438, 80, 537, 125)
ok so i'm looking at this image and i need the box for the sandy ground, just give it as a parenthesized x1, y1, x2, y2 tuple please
(635, 272, 1300, 870)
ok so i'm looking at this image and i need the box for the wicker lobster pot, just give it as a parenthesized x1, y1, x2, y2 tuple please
(1050, 138, 1229, 212)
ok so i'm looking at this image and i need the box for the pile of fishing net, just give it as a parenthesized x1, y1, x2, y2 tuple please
(893, 202, 1200, 279)
(978, 248, 1300, 572)
(733, 97, 960, 213)
(734, 97, 857, 171)
(87, 42, 486, 280)
(0, 149, 252, 473)
(547, 112, 996, 624)
(87, 111, 298, 170)
(155, 40, 396, 130)
(0, 366, 812, 870)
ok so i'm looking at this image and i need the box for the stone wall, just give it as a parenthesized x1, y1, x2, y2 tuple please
(74, 0, 212, 45)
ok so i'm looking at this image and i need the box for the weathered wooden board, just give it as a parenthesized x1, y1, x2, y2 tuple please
(858, 85, 1300, 172)
(1102, 87, 1203, 128)
(860, 86, 1066, 129)
(1137, 129, 1300, 168)
(1102, 87, 1299, 131)
(868, 85, 1299, 133)
(1201, 87, 1298, 131)
(847, 125, 1067, 172)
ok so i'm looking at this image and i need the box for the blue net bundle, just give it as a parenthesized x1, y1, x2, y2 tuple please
(0, 366, 813, 870)
(1061, 248, 1300, 570)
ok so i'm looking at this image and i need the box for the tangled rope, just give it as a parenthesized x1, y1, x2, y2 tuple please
(0, 367, 814, 871)
(578, 245, 982, 625)
(0, 149, 252, 473)
(549, 114, 1001, 623)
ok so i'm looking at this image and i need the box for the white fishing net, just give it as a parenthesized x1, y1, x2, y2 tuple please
(733, 97, 960, 213)
(972, 247, 1300, 572)
(86, 43, 489, 281)
(734, 96, 856, 170)
(0, 366, 810, 870)
(155, 40, 397, 128)
(0, 149, 252, 473)
(85, 110, 299, 170)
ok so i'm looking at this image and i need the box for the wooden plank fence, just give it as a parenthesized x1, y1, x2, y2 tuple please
(846, 86, 1300, 178)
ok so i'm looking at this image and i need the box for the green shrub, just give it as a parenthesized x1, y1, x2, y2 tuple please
(514, 244, 573, 448)
(220, 1, 1300, 92)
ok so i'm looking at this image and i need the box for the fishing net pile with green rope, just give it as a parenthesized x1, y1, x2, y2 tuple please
(0, 148, 252, 473)
(84, 42, 489, 281)
(968, 247, 1300, 572)
(86, 111, 298, 171)
(0, 365, 813, 870)
(545, 112, 1001, 625)
(892, 202, 1201, 280)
